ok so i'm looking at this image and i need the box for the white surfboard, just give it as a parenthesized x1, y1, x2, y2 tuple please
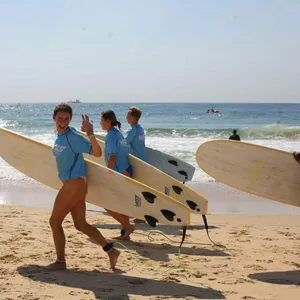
(94, 133, 195, 182)
(196, 140, 300, 208)
(0, 127, 190, 227)
(78, 130, 207, 215)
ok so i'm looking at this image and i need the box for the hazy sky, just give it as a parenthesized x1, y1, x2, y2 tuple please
(0, 0, 299, 103)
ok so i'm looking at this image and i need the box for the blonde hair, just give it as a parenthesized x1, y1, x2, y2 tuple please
(128, 106, 142, 120)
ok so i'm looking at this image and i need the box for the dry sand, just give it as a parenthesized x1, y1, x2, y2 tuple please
(0, 205, 299, 300)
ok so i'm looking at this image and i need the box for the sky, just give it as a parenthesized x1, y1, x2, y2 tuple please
(0, 0, 300, 103)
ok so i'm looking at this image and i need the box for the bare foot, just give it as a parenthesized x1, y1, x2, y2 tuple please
(112, 235, 130, 240)
(108, 248, 120, 270)
(112, 225, 135, 241)
(121, 225, 135, 240)
(45, 260, 67, 271)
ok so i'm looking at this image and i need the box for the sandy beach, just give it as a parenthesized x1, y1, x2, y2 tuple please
(0, 205, 299, 300)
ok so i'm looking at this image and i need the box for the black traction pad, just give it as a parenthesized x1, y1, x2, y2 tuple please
(172, 185, 183, 195)
(142, 192, 156, 204)
(168, 160, 178, 166)
(160, 209, 176, 221)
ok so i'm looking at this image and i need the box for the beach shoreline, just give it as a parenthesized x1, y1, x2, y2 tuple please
(0, 205, 299, 300)
(1, 177, 300, 215)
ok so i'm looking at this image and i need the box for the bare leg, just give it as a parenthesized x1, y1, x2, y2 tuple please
(123, 169, 146, 228)
(71, 200, 120, 269)
(48, 178, 120, 270)
(49, 179, 86, 262)
(111, 169, 135, 240)
(105, 209, 135, 240)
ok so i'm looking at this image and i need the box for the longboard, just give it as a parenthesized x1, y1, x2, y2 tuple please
(94, 133, 195, 182)
(0, 127, 190, 227)
(78, 130, 208, 215)
(196, 140, 300, 207)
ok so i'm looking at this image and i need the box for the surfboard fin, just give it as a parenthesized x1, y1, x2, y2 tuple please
(144, 215, 158, 227)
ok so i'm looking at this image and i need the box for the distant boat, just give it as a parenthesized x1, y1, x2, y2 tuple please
(68, 99, 81, 104)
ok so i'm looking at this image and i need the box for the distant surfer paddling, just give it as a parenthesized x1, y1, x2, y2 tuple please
(229, 129, 241, 141)
(50, 103, 120, 270)
(100, 110, 135, 240)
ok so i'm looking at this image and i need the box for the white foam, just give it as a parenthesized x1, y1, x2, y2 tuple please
(2, 130, 300, 198)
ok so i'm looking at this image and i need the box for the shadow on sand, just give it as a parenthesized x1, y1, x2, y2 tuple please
(248, 270, 300, 285)
(18, 265, 225, 299)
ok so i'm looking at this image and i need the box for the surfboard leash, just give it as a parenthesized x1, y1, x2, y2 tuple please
(202, 214, 225, 248)
(181, 181, 224, 248)
(179, 226, 187, 248)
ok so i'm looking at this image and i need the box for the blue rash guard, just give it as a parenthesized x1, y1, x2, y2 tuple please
(52, 127, 92, 181)
(125, 124, 147, 162)
(105, 127, 130, 173)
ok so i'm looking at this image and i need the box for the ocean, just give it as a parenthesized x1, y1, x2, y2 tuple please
(1, 102, 300, 214)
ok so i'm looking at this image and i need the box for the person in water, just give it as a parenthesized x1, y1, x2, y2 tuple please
(51, 103, 120, 270)
(293, 152, 300, 163)
(229, 129, 241, 141)
(101, 110, 135, 240)
(125, 106, 147, 162)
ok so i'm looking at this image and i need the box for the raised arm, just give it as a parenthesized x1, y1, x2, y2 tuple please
(81, 114, 102, 157)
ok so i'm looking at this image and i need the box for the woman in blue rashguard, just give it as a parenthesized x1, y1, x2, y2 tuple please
(101, 110, 135, 241)
(50, 103, 120, 270)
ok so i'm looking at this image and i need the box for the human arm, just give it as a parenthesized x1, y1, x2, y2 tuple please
(125, 127, 136, 144)
(106, 131, 118, 169)
(107, 155, 117, 169)
(81, 114, 102, 157)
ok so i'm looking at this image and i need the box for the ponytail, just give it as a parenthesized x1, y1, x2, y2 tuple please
(101, 110, 121, 129)
(116, 121, 122, 129)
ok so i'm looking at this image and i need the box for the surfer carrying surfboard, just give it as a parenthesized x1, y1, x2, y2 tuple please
(100, 110, 135, 241)
(125, 106, 147, 162)
(50, 103, 120, 270)
(125, 106, 147, 224)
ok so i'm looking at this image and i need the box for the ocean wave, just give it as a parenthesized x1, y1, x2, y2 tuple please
(145, 124, 300, 139)
(2, 117, 300, 140)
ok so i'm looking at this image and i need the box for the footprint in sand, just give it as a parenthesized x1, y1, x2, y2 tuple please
(237, 238, 251, 243)
(244, 265, 267, 271)
(24, 237, 36, 241)
(256, 259, 273, 264)
(277, 231, 294, 237)
(192, 271, 207, 278)
(223, 291, 238, 296)
(262, 237, 275, 241)
(0, 254, 19, 263)
(164, 275, 181, 283)
(282, 261, 300, 268)
(220, 278, 255, 285)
